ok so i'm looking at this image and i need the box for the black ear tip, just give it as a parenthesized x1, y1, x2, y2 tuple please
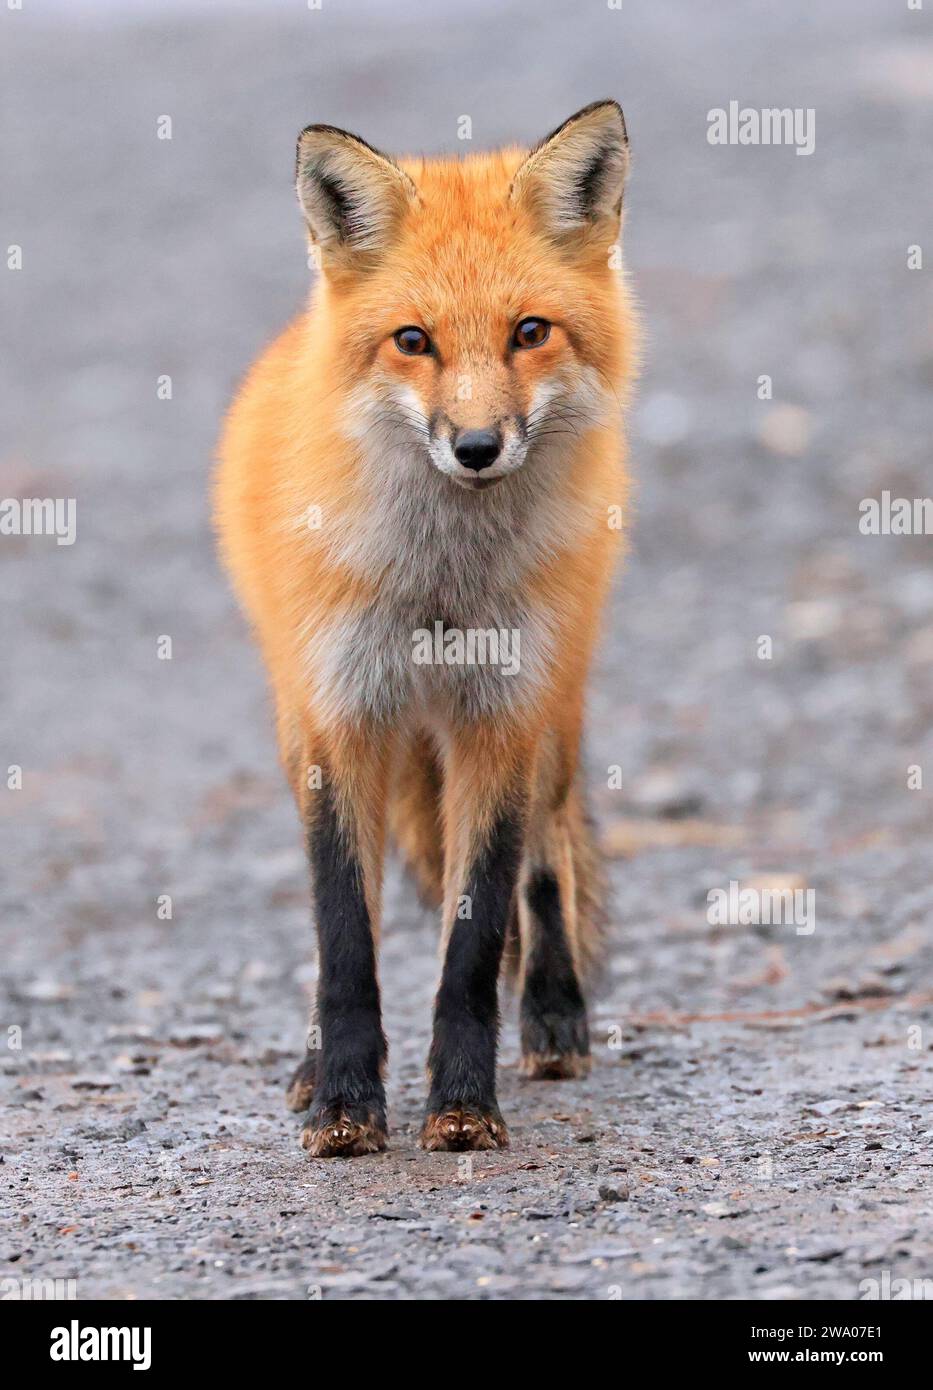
(588, 99, 628, 144)
(543, 100, 628, 151)
(295, 123, 366, 182)
(296, 124, 329, 177)
(299, 122, 351, 139)
(296, 122, 390, 165)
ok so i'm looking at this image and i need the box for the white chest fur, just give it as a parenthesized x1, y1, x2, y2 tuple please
(304, 446, 584, 729)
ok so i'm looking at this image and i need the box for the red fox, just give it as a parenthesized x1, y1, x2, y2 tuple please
(214, 101, 637, 1157)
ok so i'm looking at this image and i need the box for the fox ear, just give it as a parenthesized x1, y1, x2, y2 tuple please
(296, 124, 417, 273)
(510, 101, 629, 241)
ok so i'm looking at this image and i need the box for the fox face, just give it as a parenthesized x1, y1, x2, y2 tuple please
(296, 103, 633, 493)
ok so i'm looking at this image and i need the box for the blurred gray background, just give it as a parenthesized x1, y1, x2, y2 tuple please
(2, 0, 932, 1300)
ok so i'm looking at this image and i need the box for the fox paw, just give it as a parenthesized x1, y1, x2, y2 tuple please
(300, 1100, 387, 1158)
(420, 1106, 509, 1152)
(520, 1010, 590, 1080)
(520, 1050, 591, 1080)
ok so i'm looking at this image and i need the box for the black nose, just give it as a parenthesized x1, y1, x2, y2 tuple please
(453, 428, 502, 471)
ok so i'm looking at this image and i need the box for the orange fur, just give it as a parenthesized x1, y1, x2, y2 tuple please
(215, 103, 638, 1148)
(216, 150, 636, 770)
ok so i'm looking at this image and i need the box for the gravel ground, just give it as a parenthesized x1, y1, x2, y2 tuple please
(2, 0, 932, 1300)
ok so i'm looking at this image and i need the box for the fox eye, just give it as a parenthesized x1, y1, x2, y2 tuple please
(513, 317, 550, 349)
(394, 326, 431, 356)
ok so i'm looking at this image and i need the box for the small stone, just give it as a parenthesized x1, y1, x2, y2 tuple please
(598, 1184, 630, 1203)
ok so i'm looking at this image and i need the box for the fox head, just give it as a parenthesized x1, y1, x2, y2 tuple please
(296, 102, 633, 493)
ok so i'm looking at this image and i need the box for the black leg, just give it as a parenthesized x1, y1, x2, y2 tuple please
(520, 868, 590, 1079)
(422, 810, 523, 1151)
(300, 776, 387, 1157)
